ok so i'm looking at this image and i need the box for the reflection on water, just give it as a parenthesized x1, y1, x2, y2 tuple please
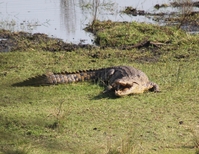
(60, 0, 76, 36)
(0, 0, 198, 44)
(59, 0, 97, 44)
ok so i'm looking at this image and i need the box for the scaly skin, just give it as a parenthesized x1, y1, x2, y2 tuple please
(13, 66, 160, 96)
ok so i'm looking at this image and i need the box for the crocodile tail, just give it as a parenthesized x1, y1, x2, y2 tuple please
(12, 71, 96, 87)
(43, 71, 96, 85)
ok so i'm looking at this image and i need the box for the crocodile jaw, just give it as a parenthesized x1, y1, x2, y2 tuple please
(113, 80, 145, 96)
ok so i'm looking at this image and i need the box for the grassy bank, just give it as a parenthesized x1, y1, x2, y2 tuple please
(0, 21, 199, 154)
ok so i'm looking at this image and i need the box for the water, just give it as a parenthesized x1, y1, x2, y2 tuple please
(0, 0, 195, 44)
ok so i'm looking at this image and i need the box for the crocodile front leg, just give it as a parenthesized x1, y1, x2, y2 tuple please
(148, 82, 160, 92)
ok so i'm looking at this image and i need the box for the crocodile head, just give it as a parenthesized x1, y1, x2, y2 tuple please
(113, 77, 151, 96)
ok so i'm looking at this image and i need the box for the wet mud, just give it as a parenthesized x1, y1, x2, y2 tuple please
(0, 28, 163, 54)
(0, 29, 95, 52)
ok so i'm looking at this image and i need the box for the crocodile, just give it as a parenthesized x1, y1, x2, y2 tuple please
(13, 65, 160, 96)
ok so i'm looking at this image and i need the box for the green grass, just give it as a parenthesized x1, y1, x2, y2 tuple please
(85, 20, 195, 48)
(0, 22, 199, 154)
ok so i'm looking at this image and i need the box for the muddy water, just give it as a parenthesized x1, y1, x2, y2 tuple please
(0, 0, 178, 44)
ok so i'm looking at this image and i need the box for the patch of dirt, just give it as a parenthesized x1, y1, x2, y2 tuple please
(174, 54, 190, 61)
(0, 29, 96, 52)
(134, 55, 159, 63)
(120, 38, 166, 50)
